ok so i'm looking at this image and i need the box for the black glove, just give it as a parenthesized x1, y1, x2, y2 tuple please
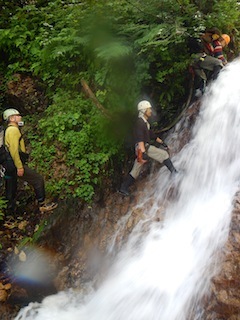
(142, 152, 149, 161)
(155, 141, 168, 149)
(161, 142, 168, 149)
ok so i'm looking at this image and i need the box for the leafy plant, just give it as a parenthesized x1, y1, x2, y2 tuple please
(18, 219, 48, 248)
(26, 91, 122, 201)
(0, 196, 7, 220)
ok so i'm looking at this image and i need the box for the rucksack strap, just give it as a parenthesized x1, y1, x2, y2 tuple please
(4, 125, 23, 149)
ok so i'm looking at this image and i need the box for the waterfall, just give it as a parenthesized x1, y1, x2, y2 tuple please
(15, 59, 240, 320)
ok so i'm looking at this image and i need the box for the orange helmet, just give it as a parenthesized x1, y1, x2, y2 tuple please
(221, 34, 230, 45)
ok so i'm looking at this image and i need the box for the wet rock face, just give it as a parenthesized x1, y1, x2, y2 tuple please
(200, 195, 240, 320)
(39, 193, 146, 291)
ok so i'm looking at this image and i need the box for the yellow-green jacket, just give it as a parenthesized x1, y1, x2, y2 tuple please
(4, 125, 26, 169)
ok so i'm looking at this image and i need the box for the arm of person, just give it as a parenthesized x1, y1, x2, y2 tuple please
(213, 40, 227, 64)
(17, 168, 24, 176)
(156, 137, 169, 150)
(9, 143, 25, 177)
(138, 141, 146, 152)
(137, 141, 148, 163)
(156, 137, 163, 144)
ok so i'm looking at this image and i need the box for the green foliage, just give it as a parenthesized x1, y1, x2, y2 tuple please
(0, 197, 7, 220)
(1, 0, 239, 111)
(27, 92, 120, 201)
(0, 0, 240, 201)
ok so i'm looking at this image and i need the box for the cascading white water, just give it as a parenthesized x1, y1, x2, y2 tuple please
(15, 59, 240, 320)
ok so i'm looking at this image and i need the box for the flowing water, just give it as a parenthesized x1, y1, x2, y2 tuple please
(15, 59, 240, 320)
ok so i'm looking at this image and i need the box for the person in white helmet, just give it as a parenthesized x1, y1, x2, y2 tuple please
(2, 108, 58, 213)
(119, 100, 177, 196)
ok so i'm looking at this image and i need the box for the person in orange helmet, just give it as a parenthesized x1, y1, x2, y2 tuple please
(212, 33, 230, 65)
(221, 34, 231, 47)
(190, 29, 230, 99)
(202, 29, 230, 65)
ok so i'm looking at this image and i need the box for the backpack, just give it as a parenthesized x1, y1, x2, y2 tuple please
(187, 37, 204, 55)
(0, 125, 9, 165)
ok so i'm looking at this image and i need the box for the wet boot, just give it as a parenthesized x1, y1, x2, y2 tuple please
(119, 174, 135, 196)
(163, 158, 177, 174)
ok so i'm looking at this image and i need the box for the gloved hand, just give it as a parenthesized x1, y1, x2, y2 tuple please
(155, 141, 168, 150)
(142, 152, 149, 161)
(161, 142, 168, 149)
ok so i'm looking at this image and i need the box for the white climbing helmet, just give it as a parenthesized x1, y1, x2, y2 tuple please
(137, 100, 152, 111)
(3, 108, 20, 121)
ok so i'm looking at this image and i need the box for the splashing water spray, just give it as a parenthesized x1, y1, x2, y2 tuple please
(15, 59, 240, 320)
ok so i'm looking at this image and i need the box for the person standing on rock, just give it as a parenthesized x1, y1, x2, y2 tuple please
(119, 100, 177, 196)
(2, 108, 58, 213)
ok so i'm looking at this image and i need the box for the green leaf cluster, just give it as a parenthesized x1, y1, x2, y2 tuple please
(0, 196, 7, 220)
(27, 91, 120, 201)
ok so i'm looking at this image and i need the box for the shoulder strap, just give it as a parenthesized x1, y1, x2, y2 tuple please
(4, 124, 23, 142)
(2, 126, 7, 147)
(5, 125, 23, 146)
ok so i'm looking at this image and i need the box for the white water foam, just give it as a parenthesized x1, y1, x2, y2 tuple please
(15, 59, 240, 320)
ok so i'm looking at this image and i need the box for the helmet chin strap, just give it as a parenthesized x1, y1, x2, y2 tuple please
(138, 109, 147, 118)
